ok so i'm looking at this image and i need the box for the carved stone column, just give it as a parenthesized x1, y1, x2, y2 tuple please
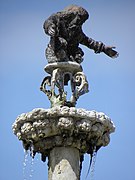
(48, 147, 80, 180)
(12, 61, 115, 180)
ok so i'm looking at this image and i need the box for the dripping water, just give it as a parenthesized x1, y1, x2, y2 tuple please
(29, 157, 34, 178)
(90, 147, 97, 180)
(86, 146, 97, 180)
(23, 145, 36, 180)
(29, 145, 35, 179)
(23, 149, 28, 180)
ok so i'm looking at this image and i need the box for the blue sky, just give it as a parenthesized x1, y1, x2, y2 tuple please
(0, 0, 135, 179)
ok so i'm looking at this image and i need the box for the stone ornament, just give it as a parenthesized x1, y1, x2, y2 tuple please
(12, 106, 115, 161)
(40, 62, 89, 107)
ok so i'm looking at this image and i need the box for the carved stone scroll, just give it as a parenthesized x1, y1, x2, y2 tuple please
(40, 62, 89, 107)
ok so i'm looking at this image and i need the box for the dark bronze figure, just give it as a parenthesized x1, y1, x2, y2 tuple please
(43, 5, 118, 63)
(40, 5, 119, 107)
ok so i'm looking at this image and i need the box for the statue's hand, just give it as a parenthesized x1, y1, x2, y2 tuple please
(47, 24, 56, 37)
(103, 46, 119, 58)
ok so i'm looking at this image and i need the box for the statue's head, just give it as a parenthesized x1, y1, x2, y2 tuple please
(62, 5, 89, 25)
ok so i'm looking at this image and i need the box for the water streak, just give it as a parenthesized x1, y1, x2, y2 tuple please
(29, 144, 35, 179)
(90, 147, 97, 180)
(23, 150, 29, 180)
(23, 148, 35, 180)
(29, 157, 34, 179)
(85, 146, 97, 180)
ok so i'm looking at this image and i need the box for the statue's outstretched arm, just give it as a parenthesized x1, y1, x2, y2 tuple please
(80, 33, 119, 58)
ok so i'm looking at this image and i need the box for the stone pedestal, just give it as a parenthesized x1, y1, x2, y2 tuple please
(40, 62, 88, 107)
(12, 106, 115, 179)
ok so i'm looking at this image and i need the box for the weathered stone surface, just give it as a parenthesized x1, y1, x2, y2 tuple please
(12, 106, 115, 160)
(48, 147, 80, 180)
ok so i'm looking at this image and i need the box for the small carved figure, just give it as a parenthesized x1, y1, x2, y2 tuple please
(43, 5, 119, 63)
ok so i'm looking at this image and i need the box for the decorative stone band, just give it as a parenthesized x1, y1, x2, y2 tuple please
(12, 106, 115, 161)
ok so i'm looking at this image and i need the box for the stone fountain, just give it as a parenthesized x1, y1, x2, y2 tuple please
(12, 5, 118, 180)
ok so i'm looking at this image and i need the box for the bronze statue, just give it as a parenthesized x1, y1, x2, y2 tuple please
(40, 5, 119, 107)
(43, 5, 118, 64)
